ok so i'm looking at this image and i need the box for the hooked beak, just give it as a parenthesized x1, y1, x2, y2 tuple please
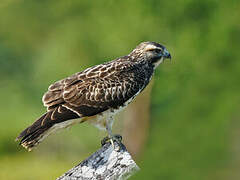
(163, 49, 171, 60)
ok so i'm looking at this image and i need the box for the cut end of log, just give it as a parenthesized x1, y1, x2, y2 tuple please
(57, 141, 139, 180)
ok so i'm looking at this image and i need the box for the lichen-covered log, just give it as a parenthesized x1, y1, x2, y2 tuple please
(57, 141, 139, 180)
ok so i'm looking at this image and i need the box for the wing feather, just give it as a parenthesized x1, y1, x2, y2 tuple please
(42, 60, 150, 118)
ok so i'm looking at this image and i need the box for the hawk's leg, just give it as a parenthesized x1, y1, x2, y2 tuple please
(106, 116, 114, 142)
(101, 116, 122, 149)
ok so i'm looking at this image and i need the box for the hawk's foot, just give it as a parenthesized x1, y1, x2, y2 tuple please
(112, 134, 122, 142)
(101, 134, 122, 151)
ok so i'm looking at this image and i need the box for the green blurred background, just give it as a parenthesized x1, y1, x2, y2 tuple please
(0, 0, 240, 179)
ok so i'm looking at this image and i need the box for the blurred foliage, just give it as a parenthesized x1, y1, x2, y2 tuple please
(0, 0, 240, 179)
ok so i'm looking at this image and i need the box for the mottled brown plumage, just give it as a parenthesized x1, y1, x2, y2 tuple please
(16, 41, 171, 151)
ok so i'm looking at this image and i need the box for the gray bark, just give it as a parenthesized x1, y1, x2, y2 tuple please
(57, 141, 139, 180)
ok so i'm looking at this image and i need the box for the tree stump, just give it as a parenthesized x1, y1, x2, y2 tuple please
(57, 141, 139, 180)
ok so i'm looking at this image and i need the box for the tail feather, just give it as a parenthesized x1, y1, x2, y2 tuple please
(16, 112, 54, 151)
(19, 127, 49, 151)
(16, 112, 49, 141)
(16, 105, 80, 151)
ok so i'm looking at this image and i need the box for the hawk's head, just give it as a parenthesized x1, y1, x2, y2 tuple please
(131, 41, 171, 68)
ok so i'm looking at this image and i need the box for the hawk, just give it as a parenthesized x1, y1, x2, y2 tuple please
(16, 41, 171, 151)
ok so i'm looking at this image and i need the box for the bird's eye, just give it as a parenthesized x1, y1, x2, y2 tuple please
(148, 48, 162, 53)
(155, 49, 162, 53)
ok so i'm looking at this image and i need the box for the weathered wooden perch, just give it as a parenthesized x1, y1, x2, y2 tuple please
(57, 141, 139, 180)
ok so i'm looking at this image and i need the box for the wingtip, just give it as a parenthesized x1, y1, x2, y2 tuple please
(21, 142, 33, 152)
(15, 137, 32, 152)
(15, 135, 21, 142)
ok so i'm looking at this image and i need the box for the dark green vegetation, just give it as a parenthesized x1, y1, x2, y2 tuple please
(0, 0, 240, 179)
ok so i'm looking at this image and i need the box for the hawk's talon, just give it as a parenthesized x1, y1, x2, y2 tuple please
(101, 134, 123, 149)
(114, 134, 122, 142)
(101, 136, 110, 146)
(111, 134, 122, 151)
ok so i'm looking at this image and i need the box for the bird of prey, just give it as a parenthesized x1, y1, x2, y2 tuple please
(16, 41, 171, 151)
